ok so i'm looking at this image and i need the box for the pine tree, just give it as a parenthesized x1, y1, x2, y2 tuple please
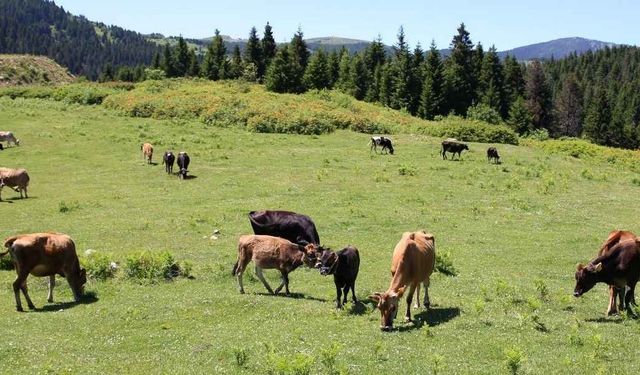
(265, 44, 292, 93)
(378, 62, 393, 107)
(173, 36, 190, 77)
(336, 51, 352, 92)
(244, 26, 264, 79)
(348, 53, 368, 100)
(553, 74, 583, 137)
(473, 42, 484, 88)
(413, 42, 425, 71)
(151, 52, 161, 69)
(525, 60, 552, 130)
(262, 22, 277, 70)
(389, 26, 418, 113)
(418, 41, 444, 120)
(507, 96, 534, 134)
(443, 23, 476, 115)
(583, 85, 611, 145)
(228, 45, 243, 80)
(290, 27, 310, 69)
(99, 63, 114, 82)
(503, 55, 525, 111)
(478, 45, 505, 116)
(326, 49, 341, 88)
(162, 44, 176, 77)
(187, 49, 200, 77)
(201, 29, 227, 80)
(303, 48, 330, 90)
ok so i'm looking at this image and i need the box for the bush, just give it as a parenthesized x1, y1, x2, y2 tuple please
(524, 128, 550, 141)
(0, 255, 14, 270)
(82, 252, 117, 280)
(409, 118, 519, 145)
(124, 251, 189, 282)
(467, 103, 502, 125)
(435, 251, 458, 276)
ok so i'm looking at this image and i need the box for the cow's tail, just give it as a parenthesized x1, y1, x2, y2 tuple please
(231, 260, 239, 276)
(2, 235, 18, 255)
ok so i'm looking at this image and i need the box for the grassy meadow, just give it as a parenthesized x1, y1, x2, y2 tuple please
(1, 94, 640, 374)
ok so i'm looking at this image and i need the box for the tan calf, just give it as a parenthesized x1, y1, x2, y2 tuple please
(0, 167, 29, 199)
(232, 235, 319, 295)
(141, 143, 153, 164)
(370, 231, 436, 331)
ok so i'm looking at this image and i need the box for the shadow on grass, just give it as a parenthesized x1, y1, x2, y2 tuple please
(585, 317, 626, 324)
(255, 291, 327, 303)
(347, 300, 369, 315)
(182, 175, 197, 180)
(396, 306, 461, 332)
(34, 291, 99, 312)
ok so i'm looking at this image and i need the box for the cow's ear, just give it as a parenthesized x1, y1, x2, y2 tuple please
(576, 263, 584, 271)
(369, 293, 381, 303)
(593, 262, 603, 272)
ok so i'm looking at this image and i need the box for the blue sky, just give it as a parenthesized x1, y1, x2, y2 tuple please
(55, 0, 639, 50)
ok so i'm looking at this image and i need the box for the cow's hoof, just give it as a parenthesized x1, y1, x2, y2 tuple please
(47, 298, 53, 303)
(16, 306, 24, 312)
(404, 316, 412, 323)
(28, 305, 36, 310)
(239, 290, 245, 295)
(607, 310, 618, 316)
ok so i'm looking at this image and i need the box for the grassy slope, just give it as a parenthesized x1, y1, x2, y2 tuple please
(0, 55, 75, 87)
(1, 97, 640, 373)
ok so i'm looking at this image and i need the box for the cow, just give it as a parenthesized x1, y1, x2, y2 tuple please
(0, 143, 4, 151)
(0, 131, 20, 147)
(177, 151, 190, 179)
(441, 140, 469, 160)
(315, 246, 360, 309)
(249, 210, 320, 245)
(574, 238, 640, 314)
(595, 230, 637, 315)
(232, 234, 320, 295)
(162, 151, 175, 174)
(0, 168, 29, 199)
(370, 231, 436, 331)
(1, 233, 86, 311)
(141, 143, 153, 164)
(487, 147, 500, 164)
(370, 136, 395, 155)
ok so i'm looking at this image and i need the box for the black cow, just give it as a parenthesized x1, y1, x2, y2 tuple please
(162, 151, 175, 174)
(0, 144, 3, 151)
(177, 152, 190, 179)
(248, 210, 320, 245)
(441, 140, 469, 160)
(574, 239, 640, 313)
(316, 246, 360, 308)
(370, 136, 394, 155)
(487, 147, 500, 164)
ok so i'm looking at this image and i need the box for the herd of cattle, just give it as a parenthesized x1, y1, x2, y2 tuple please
(1, 131, 639, 331)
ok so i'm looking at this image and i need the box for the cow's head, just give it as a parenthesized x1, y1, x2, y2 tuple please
(574, 262, 603, 297)
(70, 268, 87, 302)
(463, 144, 469, 151)
(297, 241, 320, 267)
(370, 288, 404, 331)
(179, 168, 188, 179)
(388, 145, 395, 155)
(15, 139, 20, 146)
(315, 249, 338, 275)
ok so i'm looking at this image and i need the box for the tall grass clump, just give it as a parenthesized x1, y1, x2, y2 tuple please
(124, 251, 191, 282)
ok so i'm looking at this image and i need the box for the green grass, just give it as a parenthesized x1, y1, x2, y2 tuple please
(1, 96, 640, 374)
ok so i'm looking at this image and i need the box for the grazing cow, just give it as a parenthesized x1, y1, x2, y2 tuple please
(370, 136, 395, 155)
(249, 210, 320, 245)
(162, 151, 175, 174)
(574, 239, 640, 314)
(441, 140, 469, 160)
(0, 131, 20, 147)
(596, 230, 637, 315)
(232, 235, 319, 295)
(370, 231, 436, 331)
(487, 147, 500, 164)
(1, 233, 86, 311)
(177, 151, 190, 179)
(0, 167, 29, 199)
(0, 144, 4, 151)
(315, 246, 360, 309)
(141, 143, 153, 164)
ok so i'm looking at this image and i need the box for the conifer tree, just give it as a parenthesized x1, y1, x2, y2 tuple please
(525, 60, 552, 129)
(186, 49, 200, 77)
(303, 48, 330, 90)
(228, 45, 243, 79)
(583, 85, 611, 145)
(290, 27, 310, 69)
(348, 53, 368, 100)
(507, 96, 534, 134)
(378, 62, 393, 107)
(162, 44, 176, 77)
(418, 41, 444, 120)
(504, 55, 525, 106)
(151, 52, 161, 69)
(478, 45, 505, 116)
(553, 74, 583, 137)
(265, 44, 292, 93)
(244, 26, 264, 78)
(336, 51, 352, 92)
(443, 23, 476, 115)
(389, 26, 417, 113)
(326, 49, 341, 88)
(262, 22, 277, 69)
(202, 29, 227, 80)
(173, 36, 191, 76)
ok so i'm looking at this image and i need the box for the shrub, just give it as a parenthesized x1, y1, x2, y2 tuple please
(398, 164, 417, 176)
(524, 128, 550, 141)
(0, 255, 14, 270)
(409, 118, 519, 145)
(82, 252, 117, 280)
(467, 103, 502, 125)
(504, 347, 525, 374)
(266, 351, 314, 375)
(435, 251, 458, 276)
(233, 347, 249, 368)
(144, 68, 166, 80)
(124, 251, 188, 282)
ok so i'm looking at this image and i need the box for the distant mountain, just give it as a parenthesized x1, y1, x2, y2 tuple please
(498, 37, 617, 60)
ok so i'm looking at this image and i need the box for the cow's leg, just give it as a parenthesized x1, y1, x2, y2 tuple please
(350, 281, 358, 303)
(626, 283, 637, 310)
(607, 286, 618, 315)
(274, 271, 289, 295)
(414, 284, 420, 308)
(335, 282, 342, 309)
(342, 285, 349, 306)
(423, 279, 431, 309)
(20, 279, 35, 310)
(404, 284, 417, 322)
(12, 275, 24, 312)
(236, 268, 245, 294)
(47, 275, 55, 303)
(254, 266, 274, 294)
(22, 186, 27, 199)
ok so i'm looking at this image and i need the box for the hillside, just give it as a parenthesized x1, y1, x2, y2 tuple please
(498, 37, 617, 60)
(0, 0, 161, 79)
(1, 94, 640, 373)
(0, 54, 74, 86)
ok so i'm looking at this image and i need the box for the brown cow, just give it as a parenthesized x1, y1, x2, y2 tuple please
(370, 231, 436, 331)
(0, 167, 29, 199)
(232, 235, 319, 295)
(1, 233, 86, 311)
(141, 143, 153, 164)
(597, 230, 636, 315)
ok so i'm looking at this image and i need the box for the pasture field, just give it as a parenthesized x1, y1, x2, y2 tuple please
(1, 96, 640, 374)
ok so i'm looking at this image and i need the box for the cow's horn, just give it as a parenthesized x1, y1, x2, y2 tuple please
(593, 262, 603, 272)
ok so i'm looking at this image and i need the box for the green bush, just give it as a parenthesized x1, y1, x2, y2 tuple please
(82, 252, 117, 280)
(435, 251, 458, 276)
(124, 251, 189, 282)
(467, 103, 502, 125)
(409, 118, 519, 145)
(0, 255, 14, 270)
